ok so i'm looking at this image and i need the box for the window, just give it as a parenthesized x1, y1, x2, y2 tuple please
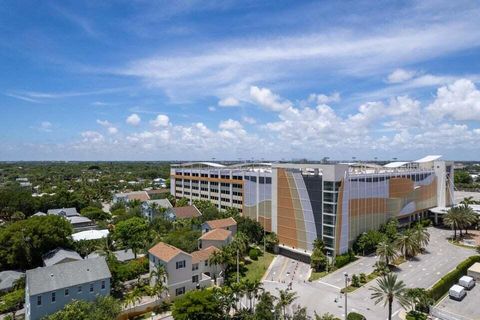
(37, 296, 42, 306)
(51, 292, 56, 303)
(78, 285, 82, 293)
(101, 281, 105, 290)
(175, 287, 185, 296)
(90, 283, 94, 292)
(176, 260, 186, 269)
(192, 275, 199, 283)
(204, 260, 208, 267)
(192, 263, 199, 271)
(64, 288, 69, 296)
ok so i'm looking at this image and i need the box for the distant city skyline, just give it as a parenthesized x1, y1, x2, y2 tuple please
(1, 1, 480, 161)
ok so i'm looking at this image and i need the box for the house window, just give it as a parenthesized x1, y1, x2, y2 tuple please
(51, 292, 56, 303)
(176, 260, 186, 269)
(192, 263, 199, 271)
(90, 283, 94, 292)
(175, 287, 185, 296)
(101, 281, 105, 290)
(204, 260, 208, 267)
(192, 275, 199, 283)
(78, 286, 82, 293)
(65, 288, 69, 296)
(37, 296, 42, 306)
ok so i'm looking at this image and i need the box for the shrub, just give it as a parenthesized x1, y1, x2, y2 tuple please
(406, 310, 427, 320)
(359, 273, 367, 284)
(428, 255, 480, 301)
(249, 248, 259, 260)
(347, 312, 366, 320)
(334, 252, 356, 269)
(351, 274, 360, 287)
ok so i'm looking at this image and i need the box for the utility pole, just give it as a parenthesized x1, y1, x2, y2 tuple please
(344, 272, 349, 318)
(237, 249, 240, 283)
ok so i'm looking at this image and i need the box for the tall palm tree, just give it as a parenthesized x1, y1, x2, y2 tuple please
(459, 204, 478, 235)
(443, 207, 463, 240)
(376, 241, 398, 266)
(412, 224, 430, 250)
(394, 229, 419, 259)
(243, 279, 263, 310)
(277, 289, 297, 319)
(369, 273, 410, 320)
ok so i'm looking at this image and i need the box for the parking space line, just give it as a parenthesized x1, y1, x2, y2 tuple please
(317, 280, 342, 290)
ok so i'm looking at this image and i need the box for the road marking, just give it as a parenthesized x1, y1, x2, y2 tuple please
(317, 280, 342, 290)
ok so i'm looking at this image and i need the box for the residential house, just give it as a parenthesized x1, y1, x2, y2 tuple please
(165, 205, 202, 221)
(42, 248, 82, 267)
(141, 199, 173, 220)
(198, 229, 233, 249)
(148, 242, 220, 298)
(47, 208, 95, 232)
(25, 258, 111, 320)
(112, 191, 150, 204)
(202, 217, 237, 235)
(0, 270, 24, 293)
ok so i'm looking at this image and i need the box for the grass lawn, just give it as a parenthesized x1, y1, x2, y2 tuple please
(308, 271, 328, 281)
(243, 252, 276, 282)
(340, 272, 379, 293)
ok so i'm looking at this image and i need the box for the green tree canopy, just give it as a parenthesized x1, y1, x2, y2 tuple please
(43, 296, 121, 320)
(172, 289, 224, 320)
(114, 217, 149, 258)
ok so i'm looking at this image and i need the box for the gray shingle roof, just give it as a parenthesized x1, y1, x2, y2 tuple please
(47, 207, 79, 217)
(145, 199, 173, 209)
(113, 249, 144, 262)
(26, 258, 111, 296)
(42, 248, 82, 267)
(0, 271, 24, 291)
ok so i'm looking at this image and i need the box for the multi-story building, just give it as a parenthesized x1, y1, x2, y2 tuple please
(170, 156, 453, 258)
(25, 258, 111, 320)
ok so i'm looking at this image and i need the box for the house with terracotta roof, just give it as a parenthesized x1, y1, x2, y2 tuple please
(202, 217, 237, 235)
(198, 228, 233, 249)
(165, 205, 202, 221)
(148, 242, 222, 298)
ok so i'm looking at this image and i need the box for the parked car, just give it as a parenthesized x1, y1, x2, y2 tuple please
(449, 284, 466, 300)
(458, 276, 475, 290)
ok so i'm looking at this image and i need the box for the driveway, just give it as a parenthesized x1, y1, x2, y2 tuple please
(432, 284, 480, 320)
(262, 227, 476, 320)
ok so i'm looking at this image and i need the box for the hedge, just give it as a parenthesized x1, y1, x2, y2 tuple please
(428, 255, 480, 301)
(347, 312, 366, 320)
(335, 251, 356, 269)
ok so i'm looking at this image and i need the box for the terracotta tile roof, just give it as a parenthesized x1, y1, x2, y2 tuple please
(127, 191, 150, 202)
(206, 217, 237, 229)
(191, 246, 219, 264)
(200, 228, 232, 241)
(172, 205, 202, 219)
(148, 242, 184, 262)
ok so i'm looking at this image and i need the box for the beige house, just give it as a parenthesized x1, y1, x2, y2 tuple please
(202, 217, 237, 235)
(148, 242, 221, 298)
(198, 228, 233, 249)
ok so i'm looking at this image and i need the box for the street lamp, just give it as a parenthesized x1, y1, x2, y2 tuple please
(344, 272, 349, 318)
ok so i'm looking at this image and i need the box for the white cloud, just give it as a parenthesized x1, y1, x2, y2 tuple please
(250, 86, 292, 112)
(81, 131, 104, 143)
(108, 127, 118, 134)
(97, 119, 118, 134)
(242, 116, 256, 124)
(219, 119, 243, 131)
(126, 113, 141, 126)
(208, 106, 216, 112)
(150, 114, 170, 127)
(308, 92, 340, 105)
(427, 79, 480, 120)
(218, 97, 240, 107)
(387, 69, 417, 83)
(39, 121, 52, 132)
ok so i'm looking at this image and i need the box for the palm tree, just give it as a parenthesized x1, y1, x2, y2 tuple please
(394, 229, 419, 259)
(243, 279, 263, 310)
(443, 207, 464, 240)
(369, 273, 410, 320)
(376, 241, 398, 266)
(459, 204, 478, 235)
(412, 224, 430, 250)
(123, 288, 143, 319)
(277, 289, 297, 319)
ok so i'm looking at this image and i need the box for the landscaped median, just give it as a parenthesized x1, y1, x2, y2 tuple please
(243, 251, 276, 282)
(428, 255, 480, 301)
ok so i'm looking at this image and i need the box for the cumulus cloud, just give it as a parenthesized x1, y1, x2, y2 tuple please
(242, 116, 256, 124)
(218, 97, 240, 107)
(126, 113, 141, 126)
(97, 119, 118, 134)
(150, 114, 170, 127)
(427, 79, 480, 120)
(208, 106, 216, 112)
(81, 131, 104, 143)
(387, 69, 417, 83)
(39, 121, 53, 132)
(308, 92, 341, 105)
(219, 119, 243, 131)
(250, 86, 292, 111)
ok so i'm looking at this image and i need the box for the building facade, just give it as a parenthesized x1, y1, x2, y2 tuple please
(170, 157, 454, 256)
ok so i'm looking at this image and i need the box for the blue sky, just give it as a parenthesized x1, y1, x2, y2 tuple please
(1, 0, 480, 161)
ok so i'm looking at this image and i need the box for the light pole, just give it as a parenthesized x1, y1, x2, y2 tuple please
(326, 251, 330, 273)
(344, 272, 349, 318)
(237, 249, 240, 283)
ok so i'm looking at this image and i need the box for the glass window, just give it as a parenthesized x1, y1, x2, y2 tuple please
(192, 263, 199, 271)
(192, 275, 199, 283)
(101, 281, 105, 290)
(37, 296, 42, 306)
(51, 292, 56, 303)
(78, 286, 82, 293)
(90, 283, 94, 292)
(176, 260, 186, 269)
(175, 287, 185, 296)
(204, 260, 208, 267)
(323, 214, 336, 225)
(64, 288, 69, 296)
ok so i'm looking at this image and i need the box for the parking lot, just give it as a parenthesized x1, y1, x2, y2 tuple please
(432, 283, 480, 320)
(262, 227, 476, 320)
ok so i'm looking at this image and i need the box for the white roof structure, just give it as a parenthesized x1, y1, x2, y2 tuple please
(414, 155, 442, 163)
(174, 162, 226, 168)
(72, 229, 109, 241)
(384, 161, 410, 168)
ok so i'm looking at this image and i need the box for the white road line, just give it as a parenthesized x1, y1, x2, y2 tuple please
(317, 280, 342, 290)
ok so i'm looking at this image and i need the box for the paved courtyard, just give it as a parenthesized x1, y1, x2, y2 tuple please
(432, 283, 480, 320)
(262, 227, 476, 320)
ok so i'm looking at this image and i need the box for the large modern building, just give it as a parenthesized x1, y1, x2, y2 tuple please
(170, 156, 453, 257)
